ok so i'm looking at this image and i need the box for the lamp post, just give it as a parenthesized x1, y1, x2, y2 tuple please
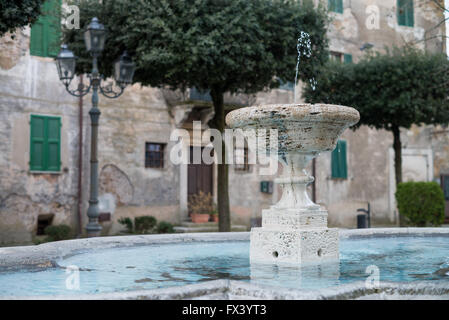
(55, 17, 135, 237)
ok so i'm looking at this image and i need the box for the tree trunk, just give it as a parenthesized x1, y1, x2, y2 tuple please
(210, 87, 231, 232)
(392, 125, 404, 226)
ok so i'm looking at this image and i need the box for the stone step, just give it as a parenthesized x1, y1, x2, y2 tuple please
(174, 224, 248, 233)
(180, 222, 220, 228)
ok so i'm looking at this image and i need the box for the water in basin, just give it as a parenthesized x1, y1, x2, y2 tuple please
(1, 236, 449, 296)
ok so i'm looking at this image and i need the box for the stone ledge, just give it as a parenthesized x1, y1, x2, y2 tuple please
(1, 228, 449, 270)
(0, 232, 250, 270)
(4, 279, 449, 300)
(174, 225, 248, 233)
(340, 227, 449, 239)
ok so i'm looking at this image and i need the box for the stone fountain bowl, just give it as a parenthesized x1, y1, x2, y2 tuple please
(1, 229, 449, 299)
(226, 104, 360, 154)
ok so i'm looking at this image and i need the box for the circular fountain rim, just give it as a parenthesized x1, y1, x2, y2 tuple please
(1, 228, 449, 300)
(226, 103, 360, 128)
(0, 228, 448, 271)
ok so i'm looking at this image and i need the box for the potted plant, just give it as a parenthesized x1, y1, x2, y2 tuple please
(189, 191, 214, 223)
(210, 209, 218, 223)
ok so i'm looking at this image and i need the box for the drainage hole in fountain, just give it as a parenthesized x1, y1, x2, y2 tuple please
(272, 251, 279, 258)
(317, 249, 323, 257)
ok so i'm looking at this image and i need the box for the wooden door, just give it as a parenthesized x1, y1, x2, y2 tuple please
(188, 147, 213, 212)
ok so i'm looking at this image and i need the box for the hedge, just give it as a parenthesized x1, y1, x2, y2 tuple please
(395, 181, 445, 227)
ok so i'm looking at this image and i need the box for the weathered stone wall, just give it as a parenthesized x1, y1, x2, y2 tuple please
(0, 26, 180, 244)
(308, 0, 447, 228)
(91, 83, 181, 231)
(328, 0, 445, 62)
(239, 0, 446, 228)
(0, 27, 81, 245)
(0, 0, 447, 244)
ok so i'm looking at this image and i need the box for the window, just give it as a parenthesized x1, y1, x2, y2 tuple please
(234, 147, 250, 172)
(328, 0, 343, 14)
(330, 52, 353, 64)
(145, 143, 165, 168)
(279, 80, 294, 91)
(30, 0, 61, 57)
(330, 51, 343, 62)
(397, 0, 414, 27)
(331, 140, 348, 179)
(190, 87, 212, 102)
(344, 54, 353, 64)
(30, 115, 61, 172)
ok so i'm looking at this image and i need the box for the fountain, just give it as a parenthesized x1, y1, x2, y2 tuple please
(1, 65, 449, 299)
(226, 103, 360, 265)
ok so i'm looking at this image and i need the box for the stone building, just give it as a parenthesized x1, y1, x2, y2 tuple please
(311, 0, 448, 228)
(0, 0, 448, 245)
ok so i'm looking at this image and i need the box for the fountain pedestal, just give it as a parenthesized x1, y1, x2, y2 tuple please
(252, 207, 339, 265)
(251, 152, 339, 264)
(226, 104, 360, 265)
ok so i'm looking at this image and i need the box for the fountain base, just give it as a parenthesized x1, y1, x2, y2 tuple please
(250, 207, 339, 265)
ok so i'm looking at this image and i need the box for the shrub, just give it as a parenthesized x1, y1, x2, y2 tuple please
(395, 182, 445, 227)
(118, 217, 134, 234)
(189, 191, 215, 214)
(118, 216, 158, 234)
(134, 216, 157, 234)
(156, 221, 175, 234)
(44, 225, 72, 242)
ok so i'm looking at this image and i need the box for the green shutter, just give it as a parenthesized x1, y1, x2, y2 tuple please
(344, 54, 353, 64)
(30, 116, 46, 171)
(46, 117, 61, 171)
(397, 0, 414, 27)
(331, 140, 348, 179)
(443, 176, 449, 200)
(329, 0, 343, 14)
(30, 0, 61, 57)
(30, 21, 45, 57)
(30, 115, 61, 172)
(46, 0, 62, 57)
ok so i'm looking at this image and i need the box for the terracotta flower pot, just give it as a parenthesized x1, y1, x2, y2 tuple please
(191, 213, 210, 223)
(210, 215, 219, 223)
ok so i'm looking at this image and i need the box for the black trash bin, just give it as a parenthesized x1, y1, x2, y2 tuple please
(357, 214, 368, 229)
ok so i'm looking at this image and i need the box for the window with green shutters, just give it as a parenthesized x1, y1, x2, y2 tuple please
(331, 140, 348, 179)
(30, 115, 61, 172)
(328, 0, 343, 14)
(344, 54, 353, 64)
(30, 0, 62, 57)
(397, 0, 414, 27)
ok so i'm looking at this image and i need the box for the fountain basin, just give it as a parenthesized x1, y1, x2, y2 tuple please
(226, 104, 360, 265)
(1, 228, 449, 299)
(225, 104, 360, 154)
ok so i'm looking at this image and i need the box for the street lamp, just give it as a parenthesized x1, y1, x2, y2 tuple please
(55, 17, 135, 237)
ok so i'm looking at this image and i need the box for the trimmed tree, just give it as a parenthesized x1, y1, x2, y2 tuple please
(64, 0, 329, 231)
(0, 0, 46, 36)
(304, 47, 449, 224)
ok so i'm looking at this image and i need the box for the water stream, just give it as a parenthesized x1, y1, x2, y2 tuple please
(294, 31, 313, 103)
